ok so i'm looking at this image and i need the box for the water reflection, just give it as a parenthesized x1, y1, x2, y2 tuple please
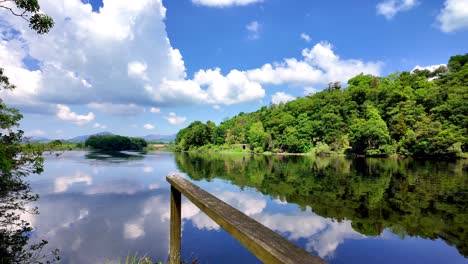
(25, 151, 468, 264)
(84, 150, 145, 162)
(27, 152, 174, 263)
(175, 152, 468, 259)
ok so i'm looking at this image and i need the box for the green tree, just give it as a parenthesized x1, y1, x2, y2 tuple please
(0, 0, 54, 34)
(349, 104, 393, 155)
(247, 121, 270, 151)
(1, 5, 58, 261)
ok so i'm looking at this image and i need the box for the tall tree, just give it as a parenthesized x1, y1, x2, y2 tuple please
(0, 2, 57, 263)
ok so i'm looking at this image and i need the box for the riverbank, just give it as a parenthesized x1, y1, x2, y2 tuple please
(176, 148, 468, 159)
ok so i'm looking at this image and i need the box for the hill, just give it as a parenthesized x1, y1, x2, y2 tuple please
(140, 134, 176, 143)
(22, 136, 50, 143)
(67, 131, 113, 143)
(174, 54, 467, 158)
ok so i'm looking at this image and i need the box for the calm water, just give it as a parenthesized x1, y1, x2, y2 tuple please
(26, 151, 467, 263)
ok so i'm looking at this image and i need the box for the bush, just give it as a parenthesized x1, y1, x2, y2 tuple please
(314, 142, 332, 155)
(253, 147, 264, 153)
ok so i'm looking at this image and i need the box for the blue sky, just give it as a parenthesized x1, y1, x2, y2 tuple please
(0, 0, 467, 138)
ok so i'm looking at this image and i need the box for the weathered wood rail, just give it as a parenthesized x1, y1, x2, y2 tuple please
(167, 175, 326, 264)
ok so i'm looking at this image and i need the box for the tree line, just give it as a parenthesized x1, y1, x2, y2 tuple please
(175, 54, 467, 158)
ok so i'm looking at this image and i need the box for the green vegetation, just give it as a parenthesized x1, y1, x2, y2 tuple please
(0, 2, 59, 262)
(0, 0, 54, 34)
(175, 54, 467, 158)
(105, 253, 159, 264)
(175, 152, 468, 257)
(22, 140, 87, 153)
(85, 135, 148, 151)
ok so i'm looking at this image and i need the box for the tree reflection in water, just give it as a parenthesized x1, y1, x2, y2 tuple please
(175, 152, 468, 257)
(0, 171, 60, 263)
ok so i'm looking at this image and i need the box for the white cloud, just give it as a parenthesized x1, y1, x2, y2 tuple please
(150, 107, 161, 113)
(271, 92, 295, 105)
(54, 172, 93, 193)
(87, 102, 144, 116)
(192, 0, 263, 7)
(128, 61, 148, 80)
(412, 64, 446, 72)
(0, 1, 381, 116)
(124, 218, 145, 240)
(164, 112, 186, 125)
(92, 123, 107, 129)
(301, 33, 312, 42)
(257, 213, 365, 258)
(143, 124, 155, 130)
(159, 68, 265, 105)
(25, 129, 46, 137)
(56, 104, 95, 125)
(377, 0, 418, 19)
(437, 0, 468, 32)
(143, 166, 154, 173)
(0, 0, 186, 112)
(304, 87, 319, 95)
(246, 21, 261, 40)
(247, 42, 382, 87)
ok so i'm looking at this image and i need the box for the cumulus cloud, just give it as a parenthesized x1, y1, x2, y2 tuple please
(158, 68, 265, 105)
(0, 0, 382, 117)
(412, 64, 446, 72)
(56, 104, 95, 125)
(92, 123, 107, 129)
(437, 0, 468, 32)
(150, 107, 161, 113)
(377, 0, 418, 19)
(257, 213, 365, 258)
(192, 0, 263, 7)
(0, 0, 186, 112)
(271, 92, 295, 105)
(87, 103, 144, 116)
(143, 124, 155, 130)
(128, 61, 148, 80)
(54, 172, 93, 193)
(301, 33, 312, 42)
(164, 112, 186, 125)
(247, 42, 382, 87)
(246, 20, 261, 40)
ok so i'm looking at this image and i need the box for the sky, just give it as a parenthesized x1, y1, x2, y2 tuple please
(0, 0, 467, 138)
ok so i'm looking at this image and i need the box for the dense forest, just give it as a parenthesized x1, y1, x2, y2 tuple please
(85, 135, 147, 151)
(175, 54, 467, 158)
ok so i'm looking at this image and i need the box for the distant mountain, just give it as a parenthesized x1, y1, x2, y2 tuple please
(67, 131, 113, 143)
(139, 134, 176, 143)
(22, 136, 50, 143)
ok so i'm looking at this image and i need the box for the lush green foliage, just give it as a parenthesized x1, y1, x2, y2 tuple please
(1, 74, 59, 263)
(85, 135, 148, 151)
(175, 54, 467, 158)
(175, 152, 468, 256)
(22, 140, 87, 154)
(0, 3, 58, 263)
(0, 0, 54, 34)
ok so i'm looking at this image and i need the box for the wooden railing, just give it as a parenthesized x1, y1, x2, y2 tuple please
(167, 175, 325, 264)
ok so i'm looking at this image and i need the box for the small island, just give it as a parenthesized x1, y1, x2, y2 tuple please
(85, 135, 148, 151)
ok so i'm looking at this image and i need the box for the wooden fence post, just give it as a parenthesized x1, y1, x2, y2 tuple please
(170, 185, 181, 264)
